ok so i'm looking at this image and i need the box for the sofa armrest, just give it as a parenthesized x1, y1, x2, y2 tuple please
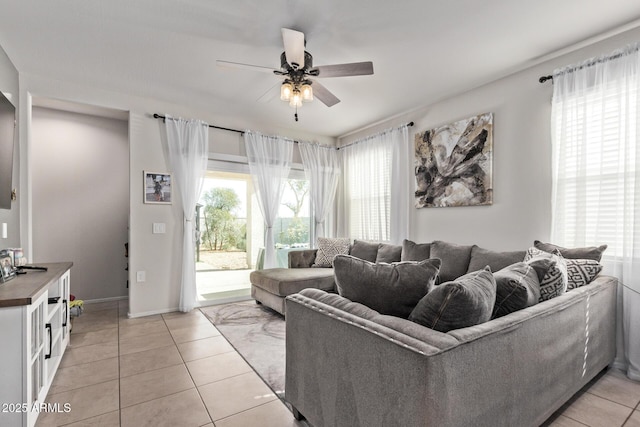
(288, 249, 317, 268)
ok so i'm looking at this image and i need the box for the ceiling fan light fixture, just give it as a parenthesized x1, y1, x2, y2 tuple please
(301, 83, 313, 102)
(280, 82, 293, 101)
(289, 89, 303, 108)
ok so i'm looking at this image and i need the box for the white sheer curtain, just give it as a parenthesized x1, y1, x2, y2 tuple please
(550, 43, 640, 380)
(389, 124, 411, 244)
(339, 125, 410, 242)
(165, 115, 209, 312)
(299, 142, 340, 247)
(244, 131, 294, 269)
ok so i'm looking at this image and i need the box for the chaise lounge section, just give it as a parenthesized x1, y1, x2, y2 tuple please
(250, 240, 403, 315)
(250, 251, 334, 315)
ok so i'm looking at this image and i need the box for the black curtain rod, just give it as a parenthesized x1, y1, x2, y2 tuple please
(539, 45, 640, 84)
(153, 114, 244, 135)
(337, 121, 414, 150)
(153, 113, 414, 147)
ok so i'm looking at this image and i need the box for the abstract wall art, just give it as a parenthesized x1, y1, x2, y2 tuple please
(414, 112, 493, 208)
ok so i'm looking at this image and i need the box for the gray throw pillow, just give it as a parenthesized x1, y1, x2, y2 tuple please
(401, 239, 431, 261)
(524, 247, 568, 301)
(492, 262, 541, 318)
(533, 240, 607, 262)
(430, 240, 473, 282)
(333, 255, 441, 318)
(350, 240, 380, 262)
(313, 237, 350, 268)
(376, 243, 402, 263)
(467, 245, 526, 273)
(409, 267, 496, 333)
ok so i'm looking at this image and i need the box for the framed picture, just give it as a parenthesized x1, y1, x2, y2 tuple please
(144, 171, 172, 204)
(0, 249, 15, 283)
(414, 112, 493, 208)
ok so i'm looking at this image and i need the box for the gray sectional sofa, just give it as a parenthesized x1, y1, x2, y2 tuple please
(278, 239, 617, 427)
(250, 248, 335, 315)
(250, 240, 408, 315)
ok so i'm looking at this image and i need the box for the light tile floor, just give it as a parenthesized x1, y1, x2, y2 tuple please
(35, 299, 640, 427)
(35, 300, 303, 427)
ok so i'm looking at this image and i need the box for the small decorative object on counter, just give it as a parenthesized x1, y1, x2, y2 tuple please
(0, 249, 16, 283)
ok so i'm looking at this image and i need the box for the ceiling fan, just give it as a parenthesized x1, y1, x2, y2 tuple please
(217, 28, 374, 121)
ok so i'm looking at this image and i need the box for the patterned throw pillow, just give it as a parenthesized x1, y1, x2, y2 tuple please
(524, 247, 568, 302)
(313, 237, 351, 267)
(564, 257, 603, 289)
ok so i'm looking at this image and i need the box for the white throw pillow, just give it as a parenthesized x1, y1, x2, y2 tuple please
(313, 237, 350, 268)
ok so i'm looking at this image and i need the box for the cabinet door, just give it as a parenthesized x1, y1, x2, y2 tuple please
(26, 293, 47, 427)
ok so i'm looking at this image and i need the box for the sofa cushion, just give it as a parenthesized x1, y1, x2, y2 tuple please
(333, 255, 441, 318)
(250, 268, 335, 296)
(376, 243, 402, 263)
(524, 247, 568, 301)
(564, 257, 603, 289)
(430, 240, 473, 282)
(467, 245, 526, 273)
(492, 262, 541, 318)
(409, 267, 496, 333)
(313, 237, 351, 267)
(288, 249, 317, 268)
(534, 240, 607, 262)
(350, 240, 380, 262)
(401, 239, 431, 261)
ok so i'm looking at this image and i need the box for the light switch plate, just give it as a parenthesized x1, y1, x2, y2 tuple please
(136, 271, 146, 282)
(152, 223, 166, 234)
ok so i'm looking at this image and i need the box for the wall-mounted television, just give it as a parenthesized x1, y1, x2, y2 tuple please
(0, 91, 15, 210)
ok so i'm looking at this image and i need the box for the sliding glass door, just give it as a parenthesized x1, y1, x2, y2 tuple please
(195, 168, 311, 304)
(196, 171, 258, 303)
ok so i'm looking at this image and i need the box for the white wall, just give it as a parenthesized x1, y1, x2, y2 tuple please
(18, 73, 334, 316)
(31, 107, 129, 301)
(338, 26, 640, 251)
(0, 43, 19, 248)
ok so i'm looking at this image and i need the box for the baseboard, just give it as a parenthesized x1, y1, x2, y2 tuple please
(127, 307, 179, 318)
(83, 296, 128, 304)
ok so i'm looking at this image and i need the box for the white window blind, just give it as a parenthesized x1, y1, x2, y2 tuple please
(551, 74, 640, 259)
(343, 139, 392, 241)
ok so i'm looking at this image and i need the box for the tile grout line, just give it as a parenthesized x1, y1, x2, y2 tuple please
(48, 304, 122, 427)
(162, 310, 215, 426)
(584, 390, 640, 411)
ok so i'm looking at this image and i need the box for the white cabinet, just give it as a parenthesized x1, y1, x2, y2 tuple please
(0, 263, 72, 427)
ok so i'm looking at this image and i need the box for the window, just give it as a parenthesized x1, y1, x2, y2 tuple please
(343, 140, 392, 241)
(551, 69, 640, 258)
(275, 178, 311, 249)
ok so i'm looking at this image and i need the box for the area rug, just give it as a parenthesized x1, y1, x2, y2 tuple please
(199, 301, 286, 397)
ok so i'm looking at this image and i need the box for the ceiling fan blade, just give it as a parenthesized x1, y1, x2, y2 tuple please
(281, 28, 305, 69)
(312, 81, 340, 107)
(216, 60, 277, 73)
(312, 61, 374, 78)
(257, 82, 281, 103)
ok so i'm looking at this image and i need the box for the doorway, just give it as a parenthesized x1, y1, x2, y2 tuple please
(195, 167, 312, 304)
(195, 171, 261, 303)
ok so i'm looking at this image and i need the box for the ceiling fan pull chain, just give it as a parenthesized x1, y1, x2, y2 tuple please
(294, 105, 299, 122)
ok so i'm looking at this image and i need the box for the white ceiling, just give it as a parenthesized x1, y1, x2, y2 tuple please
(1, 0, 640, 137)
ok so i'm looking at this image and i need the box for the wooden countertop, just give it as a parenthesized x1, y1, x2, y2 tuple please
(0, 262, 73, 308)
